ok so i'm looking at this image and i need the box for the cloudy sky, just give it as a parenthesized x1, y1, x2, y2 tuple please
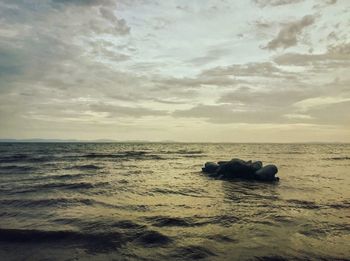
(0, 0, 349, 142)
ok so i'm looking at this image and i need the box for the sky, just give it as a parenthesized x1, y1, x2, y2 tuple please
(0, 0, 349, 142)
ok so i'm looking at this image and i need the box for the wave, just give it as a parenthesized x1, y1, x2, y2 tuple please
(298, 222, 350, 239)
(0, 154, 28, 163)
(146, 216, 193, 227)
(0, 151, 165, 164)
(80, 151, 164, 161)
(0, 154, 55, 163)
(254, 255, 350, 261)
(52, 217, 146, 231)
(0, 226, 173, 252)
(133, 230, 172, 246)
(285, 199, 321, 209)
(170, 245, 217, 259)
(326, 156, 350, 160)
(26, 156, 56, 163)
(160, 149, 204, 155)
(35, 181, 96, 190)
(4, 173, 91, 184)
(52, 173, 92, 179)
(111, 220, 146, 230)
(0, 165, 37, 174)
(65, 164, 101, 170)
(327, 200, 350, 209)
(150, 187, 207, 198)
(146, 214, 238, 228)
(207, 234, 237, 242)
(0, 228, 123, 253)
(0, 198, 106, 208)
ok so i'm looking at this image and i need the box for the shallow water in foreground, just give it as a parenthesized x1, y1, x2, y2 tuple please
(0, 143, 349, 260)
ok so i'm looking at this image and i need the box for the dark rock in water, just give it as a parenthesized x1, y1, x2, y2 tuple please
(202, 162, 219, 174)
(202, 158, 279, 182)
(251, 161, 263, 171)
(217, 159, 256, 179)
(254, 164, 278, 181)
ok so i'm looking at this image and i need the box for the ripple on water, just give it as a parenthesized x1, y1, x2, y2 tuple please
(0, 165, 37, 174)
(145, 214, 239, 228)
(146, 216, 193, 227)
(0, 143, 349, 260)
(133, 230, 172, 247)
(207, 234, 238, 243)
(65, 164, 101, 170)
(285, 199, 321, 209)
(170, 245, 217, 260)
(0, 198, 119, 209)
(0, 228, 123, 253)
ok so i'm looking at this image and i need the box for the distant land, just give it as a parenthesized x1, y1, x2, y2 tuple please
(0, 139, 348, 144)
(0, 139, 154, 143)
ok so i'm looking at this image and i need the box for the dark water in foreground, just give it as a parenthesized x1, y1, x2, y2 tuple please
(0, 143, 349, 260)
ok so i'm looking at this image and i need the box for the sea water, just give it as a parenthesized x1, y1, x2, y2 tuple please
(0, 143, 349, 260)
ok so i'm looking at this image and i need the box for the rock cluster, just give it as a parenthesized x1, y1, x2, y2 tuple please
(202, 158, 279, 182)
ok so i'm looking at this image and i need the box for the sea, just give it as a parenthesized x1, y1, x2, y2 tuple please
(0, 142, 349, 260)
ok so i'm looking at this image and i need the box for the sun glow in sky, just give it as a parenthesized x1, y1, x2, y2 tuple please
(0, 0, 349, 142)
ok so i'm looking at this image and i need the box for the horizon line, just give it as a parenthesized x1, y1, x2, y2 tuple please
(0, 138, 349, 144)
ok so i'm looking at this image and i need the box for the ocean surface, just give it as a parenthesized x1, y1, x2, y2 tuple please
(0, 143, 349, 260)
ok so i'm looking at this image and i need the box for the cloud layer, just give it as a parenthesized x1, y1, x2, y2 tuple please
(0, 0, 349, 142)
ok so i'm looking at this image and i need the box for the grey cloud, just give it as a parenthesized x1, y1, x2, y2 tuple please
(306, 100, 350, 125)
(172, 97, 349, 125)
(253, 0, 304, 8)
(264, 15, 315, 50)
(152, 98, 188, 105)
(199, 62, 297, 79)
(218, 86, 312, 107)
(99, 7, 130, 35)
(150, 62, 299, 102)
(173, 104, 291, 124)
(186, 48, 231, 66)
(172, 74, 350, 125)
(51, 0, 115, 7)
(90, 103, 168, 118)
(0, 47, 26, 77)
(152, 74, 243, 89)
(0, 0, 349, 141)
(187, 56, 220, 66)
(254, 20, 273, 29)
(274, 43, 350, 66)
(0, 0, 131, 88)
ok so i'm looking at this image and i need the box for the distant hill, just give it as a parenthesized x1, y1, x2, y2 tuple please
(0, 138, 114, 143)
(0, 138, 178, 143)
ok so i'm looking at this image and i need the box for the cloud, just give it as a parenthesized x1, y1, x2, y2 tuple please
(89, 103, 168, 118)
(186, 48, 231, 66)
(51, 0, 115, 7)
(253, 0, 304, 8)
(0, 0, 349, 141)
(293, 96, 350, 111)
(274, 43, 350, 66)
(199, 62, 297, 80)
(284, 113, 313, 120)
(264, 15, 315, 50)
(218, 86, 311, 108)
(172, 104, 290, 124)
(173, 94, 350, 126)
(0, 46, 26, 77)
(99, 7, 130, 35)
(305, 100, 350, 125)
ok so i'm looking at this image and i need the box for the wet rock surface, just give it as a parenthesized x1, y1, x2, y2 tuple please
(202, 158, 279, 182)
